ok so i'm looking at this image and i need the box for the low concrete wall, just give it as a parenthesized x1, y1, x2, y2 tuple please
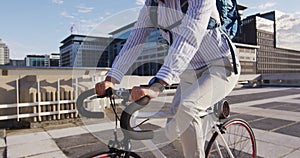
(261, 73, 300, 87)
(0, 67, 155, 127)
(238, 73, 300, 87)
(1, 67, 299, 126)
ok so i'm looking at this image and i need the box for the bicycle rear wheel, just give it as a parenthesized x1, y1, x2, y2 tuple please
(205, 118, 257, 158)
(81, 150, 141, 158)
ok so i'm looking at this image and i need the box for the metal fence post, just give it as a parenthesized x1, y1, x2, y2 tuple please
(52, 91, 57, 120)
(58, 77, 61, 120)
(16, 77, 20, 122)
(37, 76, 41, 122)
(75, 77, 78, 117)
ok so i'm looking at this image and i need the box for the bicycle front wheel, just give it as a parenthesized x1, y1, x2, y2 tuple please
(205, 118, 257, 158)
(80, 150, 141, 158)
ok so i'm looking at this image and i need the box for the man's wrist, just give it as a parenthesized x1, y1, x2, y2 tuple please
(105, 76, 118, 84)
(157, 78, 168, 87)
(148, 77, 167, 92)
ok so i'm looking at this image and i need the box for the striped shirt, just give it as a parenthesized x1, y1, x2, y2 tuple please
(108, 0, 231, 85)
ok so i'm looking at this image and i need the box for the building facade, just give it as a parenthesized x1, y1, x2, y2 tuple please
(110, 22, 259, 76)
(0, 39, 10, 65)
(234, 11, 300, 74)
(10, 53, 60, 67)
(59, 34, 118, 67)
(9, 59, 25, 67)
(25, 55, 50, 67)
(49, 53, 60, 67)
(235, 43, 259, 74)
(110, 23, 169, 76)
(58, 4, 256, 75)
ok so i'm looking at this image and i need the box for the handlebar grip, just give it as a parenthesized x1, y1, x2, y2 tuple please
(76, 88, 104, 118)
(96, 87, 113, 98)
(120, 96, 154, 140)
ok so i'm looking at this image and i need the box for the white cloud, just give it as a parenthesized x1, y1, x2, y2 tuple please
(65, 8, 140, 37)
(275, 12, 300, 50)
(277, 14, 297, 30)
(61, 11, 75, 19)
(79, 19, 100, 33)
(276, 32, 300, 50)
(257, 2, 276, 10)
(52, 0, 64, 4)
(256, 16, 274, 32)
(86, 8, 141, 37)
(69, 16, 104, 35)
(77, 5, 94, 13)
(136, 0, 145, 6)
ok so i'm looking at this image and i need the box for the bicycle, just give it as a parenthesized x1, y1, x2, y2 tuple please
(76, 87, 257, 158)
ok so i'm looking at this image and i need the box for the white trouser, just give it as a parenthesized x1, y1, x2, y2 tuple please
(165, 57, 240, 158)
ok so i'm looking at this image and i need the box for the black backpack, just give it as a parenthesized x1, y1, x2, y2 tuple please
(149, 0, 241, 74)
(150, 0, 242, 39)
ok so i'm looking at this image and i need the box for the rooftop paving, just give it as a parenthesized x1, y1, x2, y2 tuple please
(3, 87, 300, 158)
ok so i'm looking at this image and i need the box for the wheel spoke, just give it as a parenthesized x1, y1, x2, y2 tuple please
(205, 119, 256, 158)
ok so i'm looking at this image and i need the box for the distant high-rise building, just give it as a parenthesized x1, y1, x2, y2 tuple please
(59, 34, 116, 67)
(0, 39, 10, 65)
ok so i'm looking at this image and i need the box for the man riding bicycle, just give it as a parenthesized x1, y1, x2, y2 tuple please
(96, 0, 240, 157)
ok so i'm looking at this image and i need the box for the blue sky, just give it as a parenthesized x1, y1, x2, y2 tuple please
(0, 0, 300, 59)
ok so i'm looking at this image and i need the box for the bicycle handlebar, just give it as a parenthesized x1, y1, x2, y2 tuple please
(77, 88, 154, 140)
(120, 96, 154, 140)
(76, 88, 105, 118)
(96, 87, 113, 98)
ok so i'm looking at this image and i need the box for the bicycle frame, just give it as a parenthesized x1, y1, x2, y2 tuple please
(131, 103, 236, 158)
(76, 88, 254, 158)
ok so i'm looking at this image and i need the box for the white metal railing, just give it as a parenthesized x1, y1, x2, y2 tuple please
(1, 73, 299, 123)
(0, 75, 84, 122)
(0, 100, 76, 120)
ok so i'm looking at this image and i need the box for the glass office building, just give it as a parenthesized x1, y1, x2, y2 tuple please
(109, 22, 168, 76)
(25, 55, 50, 67)
(60, 34, 116, 67)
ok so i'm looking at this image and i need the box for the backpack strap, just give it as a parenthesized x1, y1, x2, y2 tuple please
(149, 0, 191, 45)
(150, 0, 218, 31)
(150, 0, 159, 28)
(219, 28, 239, 74)
(150, 0, 174, 44)
(163, 0, 188, 31)
(180, 0, 188, 14)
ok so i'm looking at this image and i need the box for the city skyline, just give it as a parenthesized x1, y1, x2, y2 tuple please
(1, 0, 300, 59)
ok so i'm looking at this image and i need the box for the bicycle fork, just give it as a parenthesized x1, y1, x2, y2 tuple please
(131, 112, 167, 158)
(213, 125, 235, 158)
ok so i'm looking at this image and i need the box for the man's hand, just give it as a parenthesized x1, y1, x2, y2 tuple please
(95, 76, 118, 96)
(95, 81, 114, 97)
(130, 86, 160, 102)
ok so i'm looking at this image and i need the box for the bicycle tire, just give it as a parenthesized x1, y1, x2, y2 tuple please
(205, 118, 257, 158)
(80, 149, 141, 158)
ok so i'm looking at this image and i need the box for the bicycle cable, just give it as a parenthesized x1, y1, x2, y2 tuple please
(109, 96, 121, 121)
(108, 94, 150, 129)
